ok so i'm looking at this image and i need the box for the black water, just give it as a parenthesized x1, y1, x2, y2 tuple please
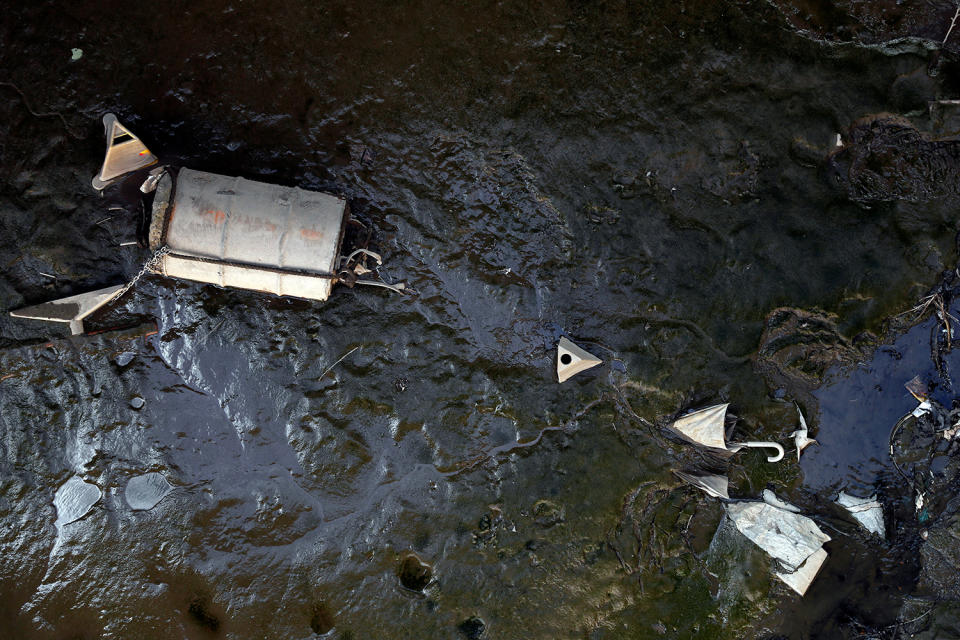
(2, 1, 960, 638)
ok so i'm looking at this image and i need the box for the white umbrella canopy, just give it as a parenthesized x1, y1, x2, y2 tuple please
(673, 469, 730, 500)
(669, 403, 784, 462)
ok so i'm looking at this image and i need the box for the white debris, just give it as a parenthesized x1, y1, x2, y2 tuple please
(70, 48, 83, 61)
(943, 421, 960, 440)
(789, 404, 818, 461)
(125, 473, 173, 511)
(836, 492, 885, 538)
(912, 400, 932, 418)
(775, 547, 829, 596)
(673, 470, 729, 500)
(762, 489, 802, 513)
(726, 501, 830, 572)
(556, 337, 602, 383)
(671, 404, 729, 450)
(54, 476, 101, 528)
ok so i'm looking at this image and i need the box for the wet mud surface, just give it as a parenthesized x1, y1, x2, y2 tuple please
(2, 1, 960, 638)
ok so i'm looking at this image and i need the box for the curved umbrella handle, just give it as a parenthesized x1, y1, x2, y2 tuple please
(733, 441, 785, 463)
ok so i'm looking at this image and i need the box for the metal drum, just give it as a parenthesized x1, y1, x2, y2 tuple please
(149, 168, 348, 302)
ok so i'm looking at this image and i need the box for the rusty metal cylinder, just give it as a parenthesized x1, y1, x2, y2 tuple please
(149, 168, 348, 301)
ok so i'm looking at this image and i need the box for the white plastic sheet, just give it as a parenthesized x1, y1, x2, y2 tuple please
(836, 492, 885, 538)
(726, 501, 830, 572)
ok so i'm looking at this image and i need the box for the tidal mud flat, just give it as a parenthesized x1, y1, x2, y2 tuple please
(2, 1, 960, 638)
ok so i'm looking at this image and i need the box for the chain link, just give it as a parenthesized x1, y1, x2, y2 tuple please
(113, 245, 170, 302)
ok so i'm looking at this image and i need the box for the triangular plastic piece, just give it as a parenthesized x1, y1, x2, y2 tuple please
(556, 337, 602, 383)
(91, 113, 157, 191)
(10, 285, 124, 335)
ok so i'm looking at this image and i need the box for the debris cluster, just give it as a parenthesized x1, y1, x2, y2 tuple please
(665, 401, 834, 595)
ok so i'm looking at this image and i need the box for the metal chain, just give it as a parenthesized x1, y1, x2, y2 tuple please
(113, 245, 170, 302)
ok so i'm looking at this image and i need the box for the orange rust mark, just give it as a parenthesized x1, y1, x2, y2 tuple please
(300, 228, 324, 240)
(203, 209, 227, 224)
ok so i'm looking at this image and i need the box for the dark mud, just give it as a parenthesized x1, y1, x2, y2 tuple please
(2, 1, 960, 638)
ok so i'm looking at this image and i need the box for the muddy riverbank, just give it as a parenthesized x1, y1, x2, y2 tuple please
(2, 1, 960, 638)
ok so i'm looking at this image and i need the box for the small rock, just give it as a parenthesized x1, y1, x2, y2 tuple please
(54, 476, 101, 528)
(532, 499, 565, 528)
(130, 396, 145, 410)
(115, 351, 136, 367)
(458, 616, 486, 639)
(398, 552, 433, 591)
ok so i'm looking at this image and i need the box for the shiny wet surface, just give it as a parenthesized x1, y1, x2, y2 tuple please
(2, 1, 960, 638)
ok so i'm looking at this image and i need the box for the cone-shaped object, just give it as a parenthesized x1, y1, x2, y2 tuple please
(556, 337, 602, 383)
(10, 285, 124, 335)
(91, 113, 157, 191)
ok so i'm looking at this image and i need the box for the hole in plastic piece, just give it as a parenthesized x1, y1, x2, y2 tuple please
(560, 353, 572, 365)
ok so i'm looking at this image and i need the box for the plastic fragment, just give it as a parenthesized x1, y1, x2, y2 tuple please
(124, 473, 172, 511)
(556, 337, 602, 383)
(673, 470, 730, 500)
(836, 492, 885, 538)
(912, 400, 932, 418)
(139, 166, 165, 193)
(9, 285, 125, 335)
(92, 113, 158, 191)
(54, 476, 101, 528)
(726, 501, 830, 572)
(943, 421, 960, 440)
(762, 489, 802, 513)
(790, 404, 818, 461)
(905, 375, 928, 402)
(775, 547, 828, 596)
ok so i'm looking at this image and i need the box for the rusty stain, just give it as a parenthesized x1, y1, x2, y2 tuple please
(300, 228, 324, 240)
(203, 209, 227, 224)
